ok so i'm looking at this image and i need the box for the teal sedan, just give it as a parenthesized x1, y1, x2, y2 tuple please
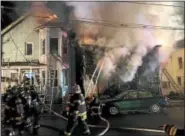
(101, 90, 168, 116)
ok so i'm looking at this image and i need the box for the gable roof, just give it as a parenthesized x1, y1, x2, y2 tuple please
(1, 12, 31, 36)
(1, 5, 59, 36)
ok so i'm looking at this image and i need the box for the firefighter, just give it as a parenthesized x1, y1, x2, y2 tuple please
(86, 95, 102, 124)
(63, 85, 90, 136)
(2, 85, 14, 125)
(162, 124, 184, 136)
(21, 84, 41, 135)
(5, 86, 27, 136)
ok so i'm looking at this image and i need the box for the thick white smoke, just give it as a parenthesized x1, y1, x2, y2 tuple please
(67, 2, 184, 82)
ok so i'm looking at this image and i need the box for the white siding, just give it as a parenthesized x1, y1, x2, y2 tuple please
(2, 16, 40, 62)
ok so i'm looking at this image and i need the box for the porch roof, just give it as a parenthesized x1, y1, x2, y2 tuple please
(2, 62, 46, 67)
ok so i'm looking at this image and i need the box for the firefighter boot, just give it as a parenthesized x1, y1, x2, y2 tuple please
(32, 125, 40, 135)
(82, 129, 91, 136)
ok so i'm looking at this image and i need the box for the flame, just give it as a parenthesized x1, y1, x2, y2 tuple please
(80, 36, 95, 45)
(31, 2, 58, 24)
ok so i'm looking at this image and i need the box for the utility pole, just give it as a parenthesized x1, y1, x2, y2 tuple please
(68, 30, 76, 92)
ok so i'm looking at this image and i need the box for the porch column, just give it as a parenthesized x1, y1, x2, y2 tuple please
(58, 30, 63, 97)
(45, 28, 50, 86)
(18, 68, 21, 84)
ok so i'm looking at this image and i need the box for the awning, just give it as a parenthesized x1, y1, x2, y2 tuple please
(62, 63, 69, 69)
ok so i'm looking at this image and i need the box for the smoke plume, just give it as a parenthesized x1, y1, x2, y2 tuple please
(67, 2, 184, 82)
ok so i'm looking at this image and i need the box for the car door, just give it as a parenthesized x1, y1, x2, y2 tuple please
(138, 91, 155, 110)
(115, 91, 140, 111)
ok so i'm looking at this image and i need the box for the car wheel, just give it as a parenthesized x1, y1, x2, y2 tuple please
(150, 104, 161, 113)
(108, 105, 119, 116)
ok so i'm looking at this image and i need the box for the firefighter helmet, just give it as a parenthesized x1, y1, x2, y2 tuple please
(73, 84, 81, 94)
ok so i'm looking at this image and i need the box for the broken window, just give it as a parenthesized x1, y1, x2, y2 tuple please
(178, 57, 183, 69)
(42, 39, 45, 54)
(25, 43, 33, 55)
(177, 76, 182, 86)
(62, 36, 68, 55)
(50, 38, 58, 55)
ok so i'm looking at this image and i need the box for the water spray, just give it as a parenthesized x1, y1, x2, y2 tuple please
(91, 59, 105, 95)
(86, 59, 102, 96)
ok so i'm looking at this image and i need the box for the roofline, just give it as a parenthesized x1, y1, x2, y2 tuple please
(1, 12, 31, 36)
(34, 21, 66, 31)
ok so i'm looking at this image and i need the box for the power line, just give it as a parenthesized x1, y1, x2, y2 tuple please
(74, 17, 184, 30)
(1, 5, 184, 31)
(124, 2, 184, 8)
(9, 35, 28, 62)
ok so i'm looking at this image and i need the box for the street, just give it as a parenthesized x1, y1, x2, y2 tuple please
(18, 106, 184, 136)
(108, 106, 184, 129)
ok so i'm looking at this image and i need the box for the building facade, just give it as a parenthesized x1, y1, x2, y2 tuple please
(161, 41, 184, 95)
(1, 13, 70, 97)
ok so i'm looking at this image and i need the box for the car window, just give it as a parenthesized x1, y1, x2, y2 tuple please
(115, 91, 138, 99)
(127, 91, 138, 99)
(115, 91, 128, 99)
(138, 91, 153, 98)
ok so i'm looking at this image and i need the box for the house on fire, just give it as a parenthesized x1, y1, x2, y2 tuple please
(1, 6, 71, 96)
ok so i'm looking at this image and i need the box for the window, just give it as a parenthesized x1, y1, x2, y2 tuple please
(178, 57, 183, 69)
(177, 76, 181, 86)
(42, 71, 45, 85)
(11, 73, 18, 80)
(25, 43, 33, 55)
(42, 39, 45, 54)
(50, 38, 58, 55)
(127, 91, 138, 99)
(64, 69, 68, 86)
(62, 36, 68, 55)
(138, 91, 153, 98)
(115, 91, 128, 99)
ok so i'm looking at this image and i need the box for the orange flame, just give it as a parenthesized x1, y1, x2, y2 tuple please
(31, 2, 58, 24)
(80, 36, 95, 45)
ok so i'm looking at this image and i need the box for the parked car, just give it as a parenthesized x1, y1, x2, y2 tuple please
(101, 89, 169, 116)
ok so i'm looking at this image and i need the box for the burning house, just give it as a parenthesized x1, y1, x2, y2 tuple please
(78, 44, 162, 96)
(1, 3, 72, 98)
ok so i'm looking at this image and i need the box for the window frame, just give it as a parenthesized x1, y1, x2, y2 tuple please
(42, 39, 45, 55)
(62, 36, 68, 55)
(50, 38, 59, 55)
(178, 57, 183, 69)
(177, 76, 182, 86)
(25, 42, 33, 56)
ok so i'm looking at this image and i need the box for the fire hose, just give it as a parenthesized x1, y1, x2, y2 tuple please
(2, 104, 166, 136)
(41, 104, 110, 136)
(41, 104, 166, 135)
